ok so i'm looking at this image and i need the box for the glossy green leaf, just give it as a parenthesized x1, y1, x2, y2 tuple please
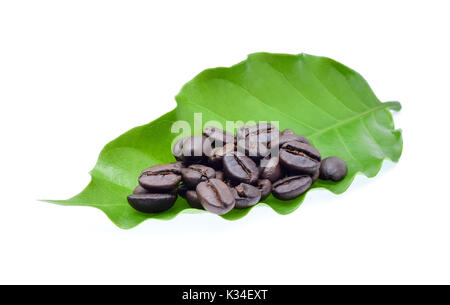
(47, 53, 403, 229)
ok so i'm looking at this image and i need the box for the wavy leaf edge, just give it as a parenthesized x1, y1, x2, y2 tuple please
(44, 52, 403, 229)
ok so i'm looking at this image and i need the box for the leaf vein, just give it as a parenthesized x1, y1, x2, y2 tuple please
(335, 129, 364, 170)
(360, 117, 386, 157)
(301, 59, 360, 115)
(210, 77, 319, 132)
(261, 61, 341, 122)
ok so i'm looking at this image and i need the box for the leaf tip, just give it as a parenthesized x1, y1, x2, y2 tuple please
(385, 101, 402, 111)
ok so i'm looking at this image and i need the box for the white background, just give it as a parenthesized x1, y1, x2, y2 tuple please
(1, 0, 449, 284)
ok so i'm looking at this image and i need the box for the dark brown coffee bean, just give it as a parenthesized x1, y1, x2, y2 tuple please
(176, 135, 207, 163)
(208, 143, 235, 168)
(215, 171, 224, 181)
(146, 161, 183, 173)
(231, 183, 261, 209)
(133, 185, 149, 195)
(237, 123, 279, 143)
(223, 152, 259, 184)
(139, 163, 182, 191)
(177, 183, 189, 198)
(259, 156, 283, 182)
(256, 179, 272, 201)
(223, 178, 237, 188)
(172, 138, 185, 161)
(320, 157, 348, 181)
(279, 141, 321, 175)
(203, 126, 235, 146)
(127, 192, 177, 213)
(311, 167, 320, 183)
(272, 175, 312, 200)
(236, 124, 279, 159)
(186, 190, 203, 209)
(280, 129, 295, 136)
(196, 179, 235, 215)
(270, 134, 311, 148)
(173, 161, 186, 168)
(181, 164, 216, 188)
(236, 139, 269, 159)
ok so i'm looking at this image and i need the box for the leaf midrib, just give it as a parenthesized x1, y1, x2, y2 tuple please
(180, 75, 399, 140)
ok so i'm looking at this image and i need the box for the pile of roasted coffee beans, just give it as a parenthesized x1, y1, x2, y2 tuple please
(127, 124, 348, 215)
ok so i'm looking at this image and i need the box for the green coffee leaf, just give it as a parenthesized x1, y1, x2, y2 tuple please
(46, 53, 402, 229)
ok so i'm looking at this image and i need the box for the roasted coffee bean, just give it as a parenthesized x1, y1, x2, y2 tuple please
(236, 125, 253, 140)
(223, 152, 259, 184)
(311, 167, 320, 183)
(231, 183, 261, 209)
(236, 123, 279, 159)
(177, 183, 189, 198)
(127, 192, 177, 213)
(157, 161, 182, 171)
(270, 133, 311, 148)
(256, 179, 272, 201)
(280, 129, 295, 136)
(173, 161, 186, 168)
(181, 164, 216, 188)
(223, 178, 237, 188)
(196, 179, 235, 215)
(172, 138, 185, 161)
(279, 141, 321, 175)
(237, 123, 279, 143)
(259, 156, 283, 182)
(203, 126, 235, 146)
(186, 190, 203, 209)
(133, 185, 149, 195)
(208, 143, 235, 168)
(133, 121, 349, 214)
(215, 170, 224, 181)
(320, 157, 348, 181)
(236, 139, 269, 159)
(272, 175, 312, 200)
(139, 163, 182, 191)
(175, 135, 207, 163)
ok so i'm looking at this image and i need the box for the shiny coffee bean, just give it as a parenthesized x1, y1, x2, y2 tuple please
(272, 175, 312, 200)
(311, 167, 320, 183)
(223, 178, 237, 188)
(223, 152, 259, 184)
(256, 179, 272, 201)
(181, 164, 216, 188)
(133, 122, 347, 214)
(236, 124, 278, 159)
(133, 185, 149, 195)
(196, 179, 235, 215)
(259, 156, 283, 182)
(281, 129, 295, 136)
(236, 139, 269, 159)
(127, 192, 177, 213)
(173, 161, 186, 168)
(203, 126, 235, 146)
(270, 133, 311, 148)
(177, 183, 189, 198)
(177, 135, 207, 163)
(208, 143, 235, 168)
(319, 157, 348, 181)
(279, 141, 321, 175)
(139, 163, 182, 191)
(215, 171, 224, 181)
(186, 190, 203, 210)
(231, 183, 261, 209)
(172, 138, 185, 161)
(237, 123, 279, 143)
